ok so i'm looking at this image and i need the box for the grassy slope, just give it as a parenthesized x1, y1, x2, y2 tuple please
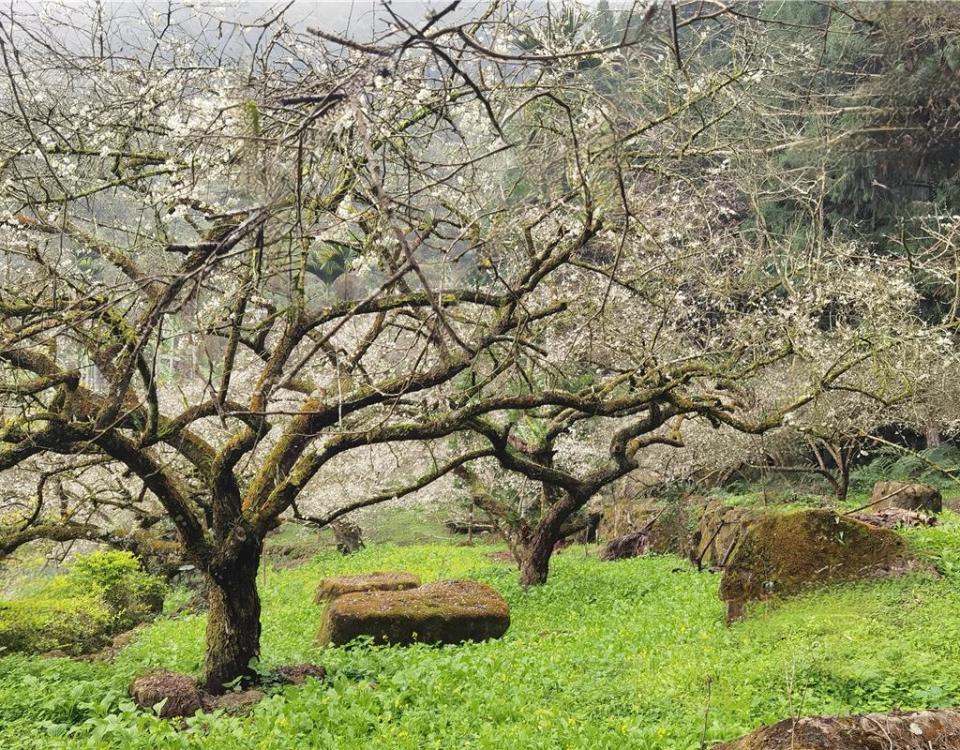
(3, 517, 960, 749)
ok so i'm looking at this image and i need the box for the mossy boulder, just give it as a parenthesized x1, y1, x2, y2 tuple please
(317, 580, 510, 646)
(597, 499, 659, 540)
(719, 509, 916, 619)
(596, 497, 707, 558)
(691, 502, 760, 569)
(314, 571, 421, 604)
(715, 708, 960, 749)
(869, 480, 942, 513)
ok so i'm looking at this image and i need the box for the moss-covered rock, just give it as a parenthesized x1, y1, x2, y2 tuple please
(314, 571, 421, 604)
(719, 509, 917, 619)
(596, 496, 708, 558)
(317, 580, 510, 646)
(597, 499, 659, 540)
(869, 480, 942, 513)
(691, 502, 760, 569)
(715, 708, 960, 749)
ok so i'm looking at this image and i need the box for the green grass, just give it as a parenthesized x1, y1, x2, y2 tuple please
(262, 506, 481, 564)
(3, 520, 960, 749)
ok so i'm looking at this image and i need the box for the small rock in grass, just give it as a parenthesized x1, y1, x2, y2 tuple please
(314, 571, 421, 604)
(271, 663, 327, 685)
(598, 529, 651, 561)
(869, 480, 942, 513)
(210, 689, 265, 716)
(317, 580, 509, 647)
(129, 671, 206, 719)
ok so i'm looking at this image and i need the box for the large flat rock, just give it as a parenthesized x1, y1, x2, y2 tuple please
(317, 580, 510, 646)
(314, 571, 421, 604)
(720, 509, 917, 620)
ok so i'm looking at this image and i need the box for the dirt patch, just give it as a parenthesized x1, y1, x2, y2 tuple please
(317, 580, 510, 647)
(720, 509, 918, 620)
(314, 571, 421, 604)
(715, 708, 960, 749)
(209, 689, 265, 716)
(129, 671, 207, 719)
(851, 507, 938, 529)
(270, 663, 327, 685)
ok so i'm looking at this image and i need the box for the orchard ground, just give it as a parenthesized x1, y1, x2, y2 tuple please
(3, 491, 960, 749)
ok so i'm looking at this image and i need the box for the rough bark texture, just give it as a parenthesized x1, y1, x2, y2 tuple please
(518, 531, 554, 586)
(715, 708, 960, 749)
(202, 541, 263, 694)
(515, 489, 584, 587)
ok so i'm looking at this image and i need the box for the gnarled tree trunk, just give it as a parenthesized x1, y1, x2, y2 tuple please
(202, 539, 263, 694)
(517, 489, 582, 587)
(518, 528, 555, 586)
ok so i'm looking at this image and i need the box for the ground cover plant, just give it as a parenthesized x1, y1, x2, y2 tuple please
(2, 512, 960, 749)
(1, 1, 960, 747)
(0, 551, 166, 656)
